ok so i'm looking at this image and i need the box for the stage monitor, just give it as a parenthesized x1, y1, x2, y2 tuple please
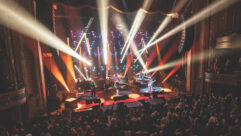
(113, 95, 129, 101)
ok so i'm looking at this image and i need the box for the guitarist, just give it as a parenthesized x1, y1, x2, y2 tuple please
(148, 77, 155, 93)
(114, 74, 120, 95)
(91, 80, 97, 97)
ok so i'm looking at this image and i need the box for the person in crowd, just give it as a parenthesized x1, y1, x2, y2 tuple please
(2, 92, 240, 136)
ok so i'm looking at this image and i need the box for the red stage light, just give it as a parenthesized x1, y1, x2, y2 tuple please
(53, 4, 57, 10)
(162, 60, 182, 83)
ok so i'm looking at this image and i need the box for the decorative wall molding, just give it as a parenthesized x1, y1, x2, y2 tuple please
(205, 72, 238, 86)
(216, 34, 241, 49)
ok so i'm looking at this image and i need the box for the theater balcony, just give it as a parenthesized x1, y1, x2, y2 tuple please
(205, 34, 241, 94)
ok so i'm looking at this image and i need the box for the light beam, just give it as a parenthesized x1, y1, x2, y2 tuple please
(0, 0, 91, 66)
(43, 54, 70, 92)
(75, 33, 86, 52)
(144, 49, 211, 74)
(140, 0, 239, 53)
(97, 0, 109, 64)
(61, 37, 76, 82)
(113, 14, 147, 72)
(162, 60, 182, 83)
(136, 0, 189, 60)
(121, 9, 146, 63)
(74, 65, 87, 80)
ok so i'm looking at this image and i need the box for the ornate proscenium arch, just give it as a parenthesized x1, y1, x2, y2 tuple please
(52, 0, 178, 15)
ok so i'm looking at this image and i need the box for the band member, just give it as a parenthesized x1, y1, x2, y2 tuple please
(90, 80, 97, 97)
(148, 77, 154, 93)
(140, 72, 144, 80)
(76, 78, 82, 92)
(114, 74, 120, 95)
(114, 82, 120, 95)
(114, 74, 120, 83)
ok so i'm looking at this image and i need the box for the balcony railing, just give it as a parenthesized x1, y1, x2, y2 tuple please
(205, 72, 239, 86)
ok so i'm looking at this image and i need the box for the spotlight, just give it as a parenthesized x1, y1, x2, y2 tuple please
(75, 17, 94, 53)
(0, 0, 91, 66)
(167, 12, 179, 18)
(97, 0, 109, 65)
(74, 65, 87, 80)
(144, 49, 212, 74)
(112, 13, 147, 72)
(135, 16, 172, 62)
(75, 33, 86, 52)
(121, 9, 146, 63)
(140, 0, 239, 53)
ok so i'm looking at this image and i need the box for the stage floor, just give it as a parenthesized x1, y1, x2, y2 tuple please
(64, 83, 179, 112)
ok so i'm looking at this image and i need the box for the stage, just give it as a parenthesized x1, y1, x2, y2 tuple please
(63, 82, 177, 112)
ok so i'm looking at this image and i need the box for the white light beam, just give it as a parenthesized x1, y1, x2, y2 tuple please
(0, 0, 91, 66)
(74, 65, 87, 80)
(97, 0, 109, 65)
(121, 9, 146, 63)
(139, 0, 240, 53)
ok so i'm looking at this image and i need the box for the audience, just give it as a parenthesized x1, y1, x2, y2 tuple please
(1, 93, 240, 136)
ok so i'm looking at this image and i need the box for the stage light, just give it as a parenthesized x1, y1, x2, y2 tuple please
(172, 0, 189, 13)
(77, 103, 82, 109)
(120, 0, 152, 56)
(120, 10, 142, 55)
(141, 38, 148, 53)
(162, 88, 172, 93)
(113, 14, 147, 72)
(147, 17, 172, 47)
(65, 98, 77, 102)
(83, 63, 89, 79)
(156, 43, 162, 62)
(0, 0, 91, 66)
(106, 42, 112, 78)
(134, 37, 151, 63)
(128, 93, 140, 99)
(114, 47, 118, 66)
(97, 0, 109, 65)
(141, 43, 159, 70)
(117, 0, 153, 70)
(142, 0, 153, 10)
(85, 17, 94, 31)
(140, 0, 239, 53)
(74, 65, 87, 80)
(100, 98, 105, 103)
(144, 49, 211, 74)
(75, 33, 86, 52)
(43, 54, 70, 92)
(124, 51, 133, 77)
(97, 47, 102, 72)
(136, 0, 188, 59)
(85, 35, 91, 55)
(121, 9, 146, 63)
(162, 60, 182, 83)
(167, 12, 179, 18)
(119, 0, 152, 56)
(61, 37, 76, 82)
(151, 38, 180, 76)
(75, 17, 94, 53)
